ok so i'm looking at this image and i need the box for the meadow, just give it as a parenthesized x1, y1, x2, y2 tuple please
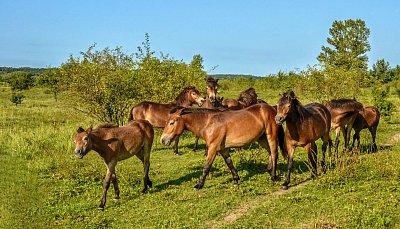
(0, 83, 399, 228)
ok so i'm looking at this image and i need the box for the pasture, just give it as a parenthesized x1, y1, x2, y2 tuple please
(0, 84, 399, 228)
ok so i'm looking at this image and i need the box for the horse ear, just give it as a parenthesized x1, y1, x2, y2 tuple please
(86, 126, 92, 134)
(77, 127, 85, 133)
(289, 91, 296, 98)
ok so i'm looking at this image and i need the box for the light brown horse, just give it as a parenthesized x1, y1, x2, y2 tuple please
(73, 120, 154, 210)
(275, 91, 331, 190)
(129, 86, 205, 155)
(326, 99, 363, 152)
(352, 106, 380, 151)
(222, 87, 258, 110)
(161, 103, 285, 189)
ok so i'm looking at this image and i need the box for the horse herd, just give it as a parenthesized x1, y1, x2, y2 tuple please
(73, 77, 380, 210)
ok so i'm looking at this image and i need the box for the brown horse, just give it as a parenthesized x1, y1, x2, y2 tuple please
(222, 87, 258, 110)
(326, 99, 363, 152)
(275, 91, 331, 190)
(129, 86, 205, 155)
(352, 106, 380, 151)
(161, 103, 285, 189)
(73, 120, 154, 210)
(205, 77, 219, 103)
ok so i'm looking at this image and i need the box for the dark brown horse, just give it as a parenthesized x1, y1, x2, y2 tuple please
(352, 106, 380, 151)
(326, 99, 363, 152)
(161, 103, 285, 189)
(73, 120, 154, 210)
(275, 91, 331, 190)
(222, 87, 258, 110)
(129, 86, 205, 155)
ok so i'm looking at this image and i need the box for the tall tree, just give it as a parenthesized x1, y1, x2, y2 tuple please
(318, 19, 371, 71)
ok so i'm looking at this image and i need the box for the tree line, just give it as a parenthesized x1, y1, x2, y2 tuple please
(1, 20, 399, 123)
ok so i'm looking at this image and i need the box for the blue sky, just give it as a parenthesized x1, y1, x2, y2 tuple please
(1, 1, 399, 76)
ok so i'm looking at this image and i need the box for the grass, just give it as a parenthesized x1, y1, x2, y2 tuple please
(0, 85, 399, 228)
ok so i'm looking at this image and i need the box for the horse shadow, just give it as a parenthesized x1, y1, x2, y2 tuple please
(235, 159, 311, 183)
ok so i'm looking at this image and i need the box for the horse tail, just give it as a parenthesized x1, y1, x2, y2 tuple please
(277, 124, 287, 159)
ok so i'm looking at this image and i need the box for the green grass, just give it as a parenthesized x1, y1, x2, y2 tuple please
(0, 85, 399, 228)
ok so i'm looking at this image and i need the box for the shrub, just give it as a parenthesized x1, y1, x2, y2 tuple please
(10, 92, 25, 106)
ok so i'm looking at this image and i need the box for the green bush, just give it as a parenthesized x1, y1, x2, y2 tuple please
(10, 92, 25, 106)
(372, 86, 395, 120)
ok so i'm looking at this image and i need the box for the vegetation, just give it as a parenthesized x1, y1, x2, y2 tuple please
(1, 20, 400, 228)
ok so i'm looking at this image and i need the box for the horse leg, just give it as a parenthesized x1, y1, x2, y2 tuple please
(219, 149, 240, 185)
(194, 146, 217, 190)
(193, 136, 199, 151)
(307, 142, 318, 179)
(136, 149, 152, 193)
(282, 145, 295, 190)
(334, 127, 341, 156)
(370, 126, 378, 152)
(258, 133, 278, 181)
(352, 130, 360, 149)
(321, 137, 329, 174)
(111, 173, 120, 199)
(174, 137, 180, 156)
(99, 160, 116, 210)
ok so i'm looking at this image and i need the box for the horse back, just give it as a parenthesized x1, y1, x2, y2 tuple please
(130, 101, 172, 128)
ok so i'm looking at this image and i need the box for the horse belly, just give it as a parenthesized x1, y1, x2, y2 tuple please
(225, 125, 263, 148)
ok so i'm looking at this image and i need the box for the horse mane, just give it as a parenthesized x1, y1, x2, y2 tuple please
(206, 77, 218, 86)
(326, 99, 363, 111)
(171, 86, 199, 105)
(279, 93, 306, 121)
(96, 124, 119, 129)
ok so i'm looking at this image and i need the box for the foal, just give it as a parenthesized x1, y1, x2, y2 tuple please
(73, 120, 154, 210)
(275, 91, 331, 190)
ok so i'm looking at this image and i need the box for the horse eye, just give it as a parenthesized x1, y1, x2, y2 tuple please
(83, 136, 88, 141)
(169, 121, 175, 125)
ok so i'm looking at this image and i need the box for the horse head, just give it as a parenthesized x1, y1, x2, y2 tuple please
(73, 126, 93, 159)
(160, 107, 187, 146)
(206, 77, 219, 103)
(275, 91, 296, 125)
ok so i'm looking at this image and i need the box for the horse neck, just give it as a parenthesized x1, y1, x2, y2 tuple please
(89, 130, 111, 158)
(182, 113, 207, 138)
(285, 103, 307, 133)
(171, 93, 193, 107)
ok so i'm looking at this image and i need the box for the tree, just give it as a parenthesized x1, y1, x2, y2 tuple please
(369, 59, 394, 83)
(318, 19, 371, 71)
(36, 67, 64, 101)
(3, 71, 35, 90)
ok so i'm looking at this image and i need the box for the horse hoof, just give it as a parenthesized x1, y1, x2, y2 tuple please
(98, 206, 105, 211)
(282, 185, 289, 190)
(141, 188, 148, 194)
(193, 184, 203, 190)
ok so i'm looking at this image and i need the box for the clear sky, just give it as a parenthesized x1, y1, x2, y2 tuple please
(1, 1, 399, 76)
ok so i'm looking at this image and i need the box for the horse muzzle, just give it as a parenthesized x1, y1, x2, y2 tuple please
(74, 148, 86, 159)
(160, 135, 173, 146)
(275, 115, 285, 125)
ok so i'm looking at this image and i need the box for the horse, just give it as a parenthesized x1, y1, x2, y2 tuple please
(275, 91, 331, 190)
(352, 106, 380, 151)
(160, 103, 286, 190)
(326, 98, 363, 152)
(129, 86, 205, 155)
(222, 87, 258, 110)
(73, 120, 154, 210)
(205, 77, 219, 103)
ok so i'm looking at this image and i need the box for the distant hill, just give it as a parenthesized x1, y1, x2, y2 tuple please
(208, 74, 262, 80)
(0, 67, 46, 75)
